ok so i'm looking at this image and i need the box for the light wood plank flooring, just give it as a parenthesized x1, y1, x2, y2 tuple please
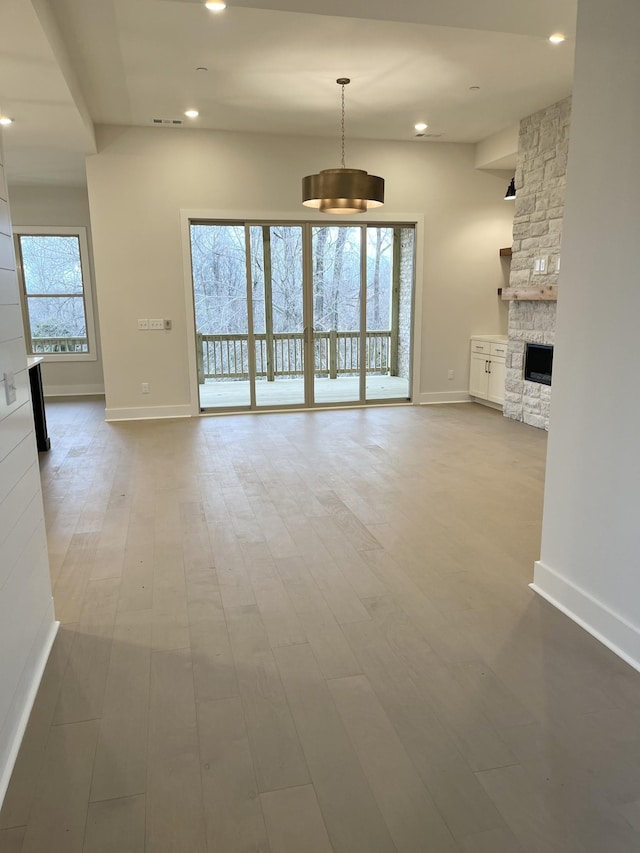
(2, 399, 640, 852)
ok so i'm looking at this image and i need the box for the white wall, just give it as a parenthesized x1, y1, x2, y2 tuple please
(86, 126, 513, 417)
(534, 0, 640, 668)
(0, 137, 56, 804)
(7, 184, 104, 396)
(475, 124, 519, 170)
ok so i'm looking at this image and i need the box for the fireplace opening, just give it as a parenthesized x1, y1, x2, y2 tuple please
(524, 343, 553, 386)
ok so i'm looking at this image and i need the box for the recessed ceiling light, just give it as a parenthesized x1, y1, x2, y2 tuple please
(549, 34, 566, 44)
(0, 116, 14, 126)
(205, 1, 226, 11)
(184, 110, 199, 119)
(414, 122, 428, 132)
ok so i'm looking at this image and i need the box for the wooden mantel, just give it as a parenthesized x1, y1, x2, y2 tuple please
(501, 286, 558, 301)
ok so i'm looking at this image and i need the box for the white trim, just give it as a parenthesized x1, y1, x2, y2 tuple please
(180, 213, 201, 416)
(0, 615, 59, 807)
(12, 225, 98, 363)
(419, 391, 472, 405)
(179, 209, 424, 414)
(44, 384, 105, 397)
(531, 561, 640, 673)
(105, 404, 192, 422)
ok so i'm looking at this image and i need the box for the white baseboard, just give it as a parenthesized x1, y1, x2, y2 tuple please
(105, 404, 192, 422)
(43, 384, 105, 397)
(531, 560, 640, 673)
(418, 392, 472, 405)
(0, 613, 59, 807)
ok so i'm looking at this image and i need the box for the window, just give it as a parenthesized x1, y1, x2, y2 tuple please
(14, 226, 97, 361)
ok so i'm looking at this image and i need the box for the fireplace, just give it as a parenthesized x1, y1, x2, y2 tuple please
(524, 343, 553, 386)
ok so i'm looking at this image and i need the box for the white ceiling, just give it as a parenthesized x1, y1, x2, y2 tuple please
(0, 0, 577, 185)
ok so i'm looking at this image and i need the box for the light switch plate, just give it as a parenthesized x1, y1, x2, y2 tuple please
(4, 371, 16, 405)
(138, 319, 149, 330)
(149, 318, 164, 330)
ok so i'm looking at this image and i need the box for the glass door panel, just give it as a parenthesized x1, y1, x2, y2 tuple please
(190, 223, 251, 409)
(250, 225, 305, 408)
(365, 226, 413, 401)
(311, 225, 362, 405)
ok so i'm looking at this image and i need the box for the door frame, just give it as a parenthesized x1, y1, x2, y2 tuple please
(180, 209, 424, 416)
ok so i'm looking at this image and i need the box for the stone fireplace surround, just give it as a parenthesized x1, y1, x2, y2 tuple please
(504, 301, 555, 430)
(502, 98, 570, 431)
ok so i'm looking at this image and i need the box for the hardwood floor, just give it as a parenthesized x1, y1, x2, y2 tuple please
(2, 399, 640, 852)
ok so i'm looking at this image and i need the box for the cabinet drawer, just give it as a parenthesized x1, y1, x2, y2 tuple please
(490, 342, 507, 357)
(471, 340, 491, 354)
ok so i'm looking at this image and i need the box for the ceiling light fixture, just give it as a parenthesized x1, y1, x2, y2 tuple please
(205, 1, 226, 11)
(549, 34, 565, 44)
(504, 177, 516, 200)
(0, 116, 14, 126)
(414, 122, 428, 132)
(184, 109, 199, 118)
(302, 78, 384, 215)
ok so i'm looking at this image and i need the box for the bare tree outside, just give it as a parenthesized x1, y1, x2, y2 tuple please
(19, 235, 88, 349)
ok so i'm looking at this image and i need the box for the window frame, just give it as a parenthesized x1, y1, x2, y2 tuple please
(14, 225, 98, 362)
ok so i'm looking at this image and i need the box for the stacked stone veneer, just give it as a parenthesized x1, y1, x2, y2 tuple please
(504, 97, 571, 430)
(397, 227, 414, 380)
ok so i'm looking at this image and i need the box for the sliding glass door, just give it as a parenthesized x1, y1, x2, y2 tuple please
(311, 225, 362, 405)
(250, 225, 306, 408)
(189, 220, 415, 412)
(191, 223, 251, 409)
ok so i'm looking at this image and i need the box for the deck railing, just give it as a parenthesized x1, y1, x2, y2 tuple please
(30, 337, 88, 354)
(197, 330, 391, 383)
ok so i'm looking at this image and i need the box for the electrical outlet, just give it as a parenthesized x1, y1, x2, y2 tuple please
(141, 382, 149, 394)
(149, 318, 164, 330)
(138, 319, 149, 330)
(447, 370, 454, 380)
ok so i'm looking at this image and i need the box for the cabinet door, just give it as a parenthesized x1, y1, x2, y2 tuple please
(469, 353, 489, 399)
(487, 357, 506, 405)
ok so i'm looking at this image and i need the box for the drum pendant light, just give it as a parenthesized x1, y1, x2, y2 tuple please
(302, 78, 384, 215)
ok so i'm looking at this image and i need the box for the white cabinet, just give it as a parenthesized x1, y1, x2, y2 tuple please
(469, 336, 507, 408)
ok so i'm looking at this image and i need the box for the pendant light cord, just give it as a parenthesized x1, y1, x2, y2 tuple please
(337, 78, 350, 169)
(341, 81, 346, 169)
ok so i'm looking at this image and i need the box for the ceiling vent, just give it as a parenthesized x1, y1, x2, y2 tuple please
(152, 118, 184, 126)
(415, 132, 443, 139)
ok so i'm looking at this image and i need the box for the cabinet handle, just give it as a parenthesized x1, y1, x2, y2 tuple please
(487, 360, 492, 374)
(485, 360, 489, 373)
